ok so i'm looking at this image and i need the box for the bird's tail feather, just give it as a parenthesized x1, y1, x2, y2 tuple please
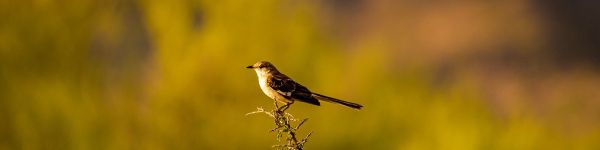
(312, 93, 363, 110)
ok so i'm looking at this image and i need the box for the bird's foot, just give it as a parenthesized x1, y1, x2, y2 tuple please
(278, 102, 293, 112)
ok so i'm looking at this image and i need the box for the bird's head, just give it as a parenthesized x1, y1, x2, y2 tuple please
(246, 61, 278, 75)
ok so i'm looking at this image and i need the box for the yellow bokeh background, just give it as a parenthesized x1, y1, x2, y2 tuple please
(1, 0, 599, 149)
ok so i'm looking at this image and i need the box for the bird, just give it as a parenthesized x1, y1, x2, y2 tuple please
(246, 61, 363, 110)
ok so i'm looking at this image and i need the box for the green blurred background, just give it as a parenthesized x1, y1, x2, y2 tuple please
(1, 0, 600, 149)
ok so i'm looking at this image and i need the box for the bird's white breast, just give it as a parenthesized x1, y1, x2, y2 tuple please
(255, 70, 288, 102)
(256, 71, 273, 98)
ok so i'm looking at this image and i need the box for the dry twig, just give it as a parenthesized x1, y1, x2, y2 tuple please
(247, 102, 312, 150)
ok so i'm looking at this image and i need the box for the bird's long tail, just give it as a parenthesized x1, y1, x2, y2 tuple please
(312, 93, 363, 110)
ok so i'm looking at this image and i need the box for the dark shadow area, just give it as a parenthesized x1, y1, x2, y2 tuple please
(536, 0, 600, 69)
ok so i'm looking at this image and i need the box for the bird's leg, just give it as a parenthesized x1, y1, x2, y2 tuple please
(274, 99, 285, 115)
(273, 99, 292, 111)
(280, 101, 293, 112)
(274, 100, 280, 109)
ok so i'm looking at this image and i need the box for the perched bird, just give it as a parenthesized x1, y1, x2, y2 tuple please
(246, 61, 363, 110)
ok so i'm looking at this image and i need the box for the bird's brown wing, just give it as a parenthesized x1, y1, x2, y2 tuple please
(267, 74, 295, 99)
(267, 74, 320, 106)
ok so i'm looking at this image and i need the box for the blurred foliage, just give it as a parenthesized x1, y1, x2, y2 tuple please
(1, 0, 600, 150)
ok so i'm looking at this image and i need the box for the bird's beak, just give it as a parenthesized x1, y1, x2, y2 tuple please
(246, 65, 254, 69)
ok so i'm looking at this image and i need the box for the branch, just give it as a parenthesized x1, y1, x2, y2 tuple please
(247, 102, 312, 150)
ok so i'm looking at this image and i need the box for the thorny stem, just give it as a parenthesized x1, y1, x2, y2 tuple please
(247, 101, 312, 150)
